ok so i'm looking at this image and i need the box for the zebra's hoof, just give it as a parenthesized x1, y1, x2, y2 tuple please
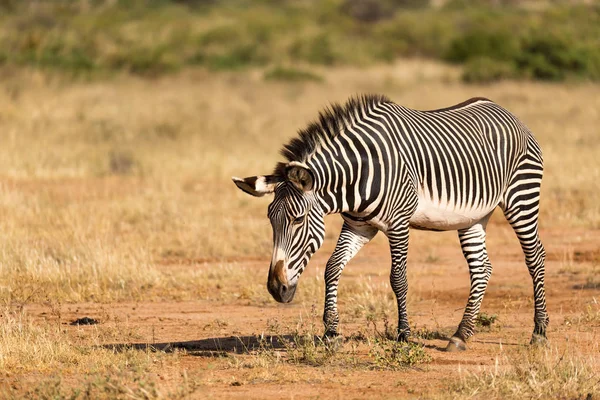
(445, 336, 467, 352)
(323, 330, 339, 339)
(530, 334, 548, 347)
(396, 332, 410, 343)
(322, 332, 342, 350)
(396, 326, 411, 342)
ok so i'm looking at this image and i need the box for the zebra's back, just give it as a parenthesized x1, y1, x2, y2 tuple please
(377, 98, 538, 231)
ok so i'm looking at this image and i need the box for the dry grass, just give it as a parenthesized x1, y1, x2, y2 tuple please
(564, 299, 600, 329)
(1, 61, 597, 306)
(2, 372, 199, 400)
(0, 307, 166, 371)
(0, 61, 599, 398)
(445, 345, 600, 400)
(0, 304, 209, 398)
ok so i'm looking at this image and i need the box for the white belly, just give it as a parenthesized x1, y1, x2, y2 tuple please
(409, 195, 494, 231)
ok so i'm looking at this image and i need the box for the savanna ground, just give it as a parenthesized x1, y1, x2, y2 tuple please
(0, 60, 599, 399)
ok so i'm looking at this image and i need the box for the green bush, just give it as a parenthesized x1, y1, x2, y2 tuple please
(107, 46, 180, 76)
(264, 66, 324, 82)
(445, 29, 520, 63)
(0, 1, 598, 82)
(449, 22, 600, 82)
(377, 12, 455, 58)
(205, 44, 267, 71)
(462, 57, 515, 83)
(289, 34, 338, 66)
(192, 24, 271, 70)
(517, 33, 594, 81)
(11, 33, 98, 74)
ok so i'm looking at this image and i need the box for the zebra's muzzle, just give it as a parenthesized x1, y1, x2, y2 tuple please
(267, 260, 297, 303)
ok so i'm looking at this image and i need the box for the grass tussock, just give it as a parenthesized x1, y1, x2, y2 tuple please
(412, 326, 448, 341)
(446, 346, 600, 400)
(475, 313, 499, 329)
(0, 308, 173, 375)
(368, 339, 432, 370)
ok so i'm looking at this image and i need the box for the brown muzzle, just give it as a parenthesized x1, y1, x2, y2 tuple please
(267, 260, 297, 303)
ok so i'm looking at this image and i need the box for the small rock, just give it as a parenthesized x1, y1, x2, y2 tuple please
(70, 317, 99, 326)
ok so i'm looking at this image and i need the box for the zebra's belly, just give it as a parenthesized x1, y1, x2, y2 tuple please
(409, 196, 495, 231)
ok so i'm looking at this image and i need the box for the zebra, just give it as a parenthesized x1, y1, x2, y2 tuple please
(232, 95, 548, 351)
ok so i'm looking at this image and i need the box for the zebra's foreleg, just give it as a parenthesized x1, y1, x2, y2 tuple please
(447, 221, 492, 352)
(388, 220, 411, 342)
(323, 221, 377, 338)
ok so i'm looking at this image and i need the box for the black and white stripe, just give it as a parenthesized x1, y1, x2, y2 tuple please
(234, 94, 549, 350)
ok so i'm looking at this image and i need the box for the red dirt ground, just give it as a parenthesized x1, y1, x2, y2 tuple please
(15, 226, 600, 399)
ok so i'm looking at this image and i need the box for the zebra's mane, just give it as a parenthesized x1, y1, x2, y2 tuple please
(274, 94, 391, 176)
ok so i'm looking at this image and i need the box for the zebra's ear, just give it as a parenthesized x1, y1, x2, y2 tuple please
(285, 161, 314, 192)
(232, 175, 282, 197)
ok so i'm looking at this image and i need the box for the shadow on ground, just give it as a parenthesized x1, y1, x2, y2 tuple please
(102, 335, 298, 357)
(102, 333, 522, 357)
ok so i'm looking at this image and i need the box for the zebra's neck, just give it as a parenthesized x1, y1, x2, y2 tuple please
(304, 130, 387, 216)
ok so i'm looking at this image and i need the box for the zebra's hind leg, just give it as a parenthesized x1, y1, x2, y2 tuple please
(446, 217, 493, 352)
(501, 165, 549, 345)
(323, 220, 378, 338)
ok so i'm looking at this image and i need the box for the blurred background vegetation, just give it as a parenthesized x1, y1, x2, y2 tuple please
(0, 0, 599, 83)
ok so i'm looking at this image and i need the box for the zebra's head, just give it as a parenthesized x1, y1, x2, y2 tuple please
(232, 162, 325, 303)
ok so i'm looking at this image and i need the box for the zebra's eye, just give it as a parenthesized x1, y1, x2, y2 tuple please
(292, 215, 306, 225)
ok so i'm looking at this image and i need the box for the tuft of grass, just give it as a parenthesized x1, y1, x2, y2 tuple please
(284, 332, 339, 367)
(368, 339, 432, 370)
(476, 313, 499, 329)
(228, 309, 360, 370)
(445, 346, 600, 399)
(425, 252, 440, 264)
(413, 326, 448, 341)
(265, 308, 346, 367)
